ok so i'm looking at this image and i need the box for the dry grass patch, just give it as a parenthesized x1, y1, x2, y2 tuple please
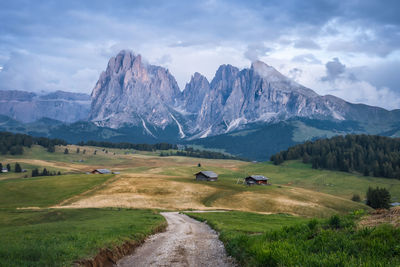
(61, 173, 219, 210)
(213, 186, 367, 217)
(359, 207, 400, 228)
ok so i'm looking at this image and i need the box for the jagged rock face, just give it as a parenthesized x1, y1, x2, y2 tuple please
(90, 50, 181, 129)
(0, 90, 90, 123)
(89, 51, 400, 139)
(182, 73, 210, 114)
(192, 61, 343, 136)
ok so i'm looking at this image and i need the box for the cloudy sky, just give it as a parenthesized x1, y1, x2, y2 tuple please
(0, 0, 399, 109)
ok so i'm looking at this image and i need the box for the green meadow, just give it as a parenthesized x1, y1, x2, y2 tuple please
(187, 211, 400, 266)
(0, 144, 399, 265)
(0, 208, 166, 267)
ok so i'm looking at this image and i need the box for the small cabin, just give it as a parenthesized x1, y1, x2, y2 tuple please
(91, 169, 111, 174)
(195, 171, 218, 181)
(1, 168, 8, 173)
(245, 175, 269, 185)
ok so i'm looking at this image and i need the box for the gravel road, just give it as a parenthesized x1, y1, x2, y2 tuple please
(116, 212, 235, 267)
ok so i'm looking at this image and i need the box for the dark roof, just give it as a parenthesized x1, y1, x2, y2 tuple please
(196, 171, 218, 178)
(93, 169, 111, 174)
(246, 175, 268, 181)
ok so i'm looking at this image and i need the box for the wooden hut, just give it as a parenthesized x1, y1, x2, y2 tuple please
(91, 169, 111, 174)
(195, 171, 218, 181)
(245, 175, 269, 185)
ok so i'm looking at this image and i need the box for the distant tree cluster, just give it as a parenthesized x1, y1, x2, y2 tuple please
(366, 187, 391, 209)
(0, 162, 12, 172)
(31, 168, 61, 177)
(77, 140, 177, 151)
(0, 132, 67, 155)
(270, 135, 400, 179)
(160, 147, 243, 160)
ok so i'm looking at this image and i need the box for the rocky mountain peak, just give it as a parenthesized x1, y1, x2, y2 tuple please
(251, 60, 283, 80)
(88, 50, 400, 140)
(89, 50, 181, 129)
(182, 72, 210, 114)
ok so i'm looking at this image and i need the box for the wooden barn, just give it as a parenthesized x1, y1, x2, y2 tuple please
(91, 169, 111, 174)
(195, 171, 218, 181)
(245, 175, 269, 185)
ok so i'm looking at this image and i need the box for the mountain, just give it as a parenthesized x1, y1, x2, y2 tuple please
(1, 50, 400, 161)
(90, 51, 400, 140)
(90, 51, 182, 136)
(0, 90, 90, 123)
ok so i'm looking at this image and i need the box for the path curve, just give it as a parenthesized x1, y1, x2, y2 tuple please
(117, 212, 235, 267)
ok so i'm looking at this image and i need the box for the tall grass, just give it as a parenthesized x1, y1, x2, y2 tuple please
(188, 211, 400, 266)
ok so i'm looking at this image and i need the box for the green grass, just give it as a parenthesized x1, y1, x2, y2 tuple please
(187, 211, 400, 266)
(157, 163, 369, 216)
(0, 162, 65, 181)
(159, 159, 400, 203)
(185, 211, 309, 233)
(0, 145, 133, 167)
(0, 173, 113, 208)
(0, 208, 166, 267)
(242, 160, 400, 201)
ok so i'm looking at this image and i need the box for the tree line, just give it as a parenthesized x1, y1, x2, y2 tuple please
(31, 168, 61, 177)
(270, 134, 400, 179)
(0, 132, 67, 155)
(160, 147, 243, 160)
(77, 140, 177, 151)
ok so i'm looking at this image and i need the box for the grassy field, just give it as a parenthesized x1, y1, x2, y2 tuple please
(0, 173, 114, 208)
(2, 145, 398, 216)
(0, 208, 165, 266)
(243, 161, 400, 201)
(185, 211, 309, 233)
(0, 144, 399, 265)
(187, 211, 400, 266)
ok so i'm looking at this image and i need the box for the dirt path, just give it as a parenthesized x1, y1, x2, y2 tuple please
(116, 212, 235, 267)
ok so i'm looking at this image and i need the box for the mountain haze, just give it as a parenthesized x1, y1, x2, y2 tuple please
(0, 90, 90, 123)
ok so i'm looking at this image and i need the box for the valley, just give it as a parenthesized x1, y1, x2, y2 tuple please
(1, 144, 399, 265)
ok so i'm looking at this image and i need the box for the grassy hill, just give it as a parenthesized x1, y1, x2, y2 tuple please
(1, 143, 399, 265)
(3, 144, 399, 216)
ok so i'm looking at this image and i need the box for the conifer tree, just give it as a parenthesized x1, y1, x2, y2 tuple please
(15, 163, 22, 173)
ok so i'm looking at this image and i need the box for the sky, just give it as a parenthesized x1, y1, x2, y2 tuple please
(0, 0, 399, 109)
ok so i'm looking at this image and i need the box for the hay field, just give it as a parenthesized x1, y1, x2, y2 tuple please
(2, 145, 396, 217)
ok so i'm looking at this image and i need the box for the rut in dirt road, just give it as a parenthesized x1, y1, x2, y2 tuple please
(117, 212, 235, 267)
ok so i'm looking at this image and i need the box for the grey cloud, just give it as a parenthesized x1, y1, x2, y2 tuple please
(292, 54, 322, 64)
(352, 61, 400, 94)
(156, 54, 173, 65)
(244, 44, 272, 61)
(321, 57, 346, 82)
(321, 57, 359, 83)
(1, 0, 400, 98)
(288, 68, 302, 81)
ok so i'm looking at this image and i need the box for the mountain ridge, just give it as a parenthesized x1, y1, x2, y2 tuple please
(89, 50, 400, 139)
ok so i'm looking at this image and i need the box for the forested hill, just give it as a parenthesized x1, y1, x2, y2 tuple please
(0, 132, 66, 155)
(271, 135, 400, 179)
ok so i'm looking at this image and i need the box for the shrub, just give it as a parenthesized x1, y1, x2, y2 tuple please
(351, 194, 361, 202)
(328, 215, 341, 229)
(366, 187, 391, 209)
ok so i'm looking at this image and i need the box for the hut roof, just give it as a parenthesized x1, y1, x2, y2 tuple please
(247, 175, 269, 181)
(196, 171, 218, 178)
(94, 169, 111, 174)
